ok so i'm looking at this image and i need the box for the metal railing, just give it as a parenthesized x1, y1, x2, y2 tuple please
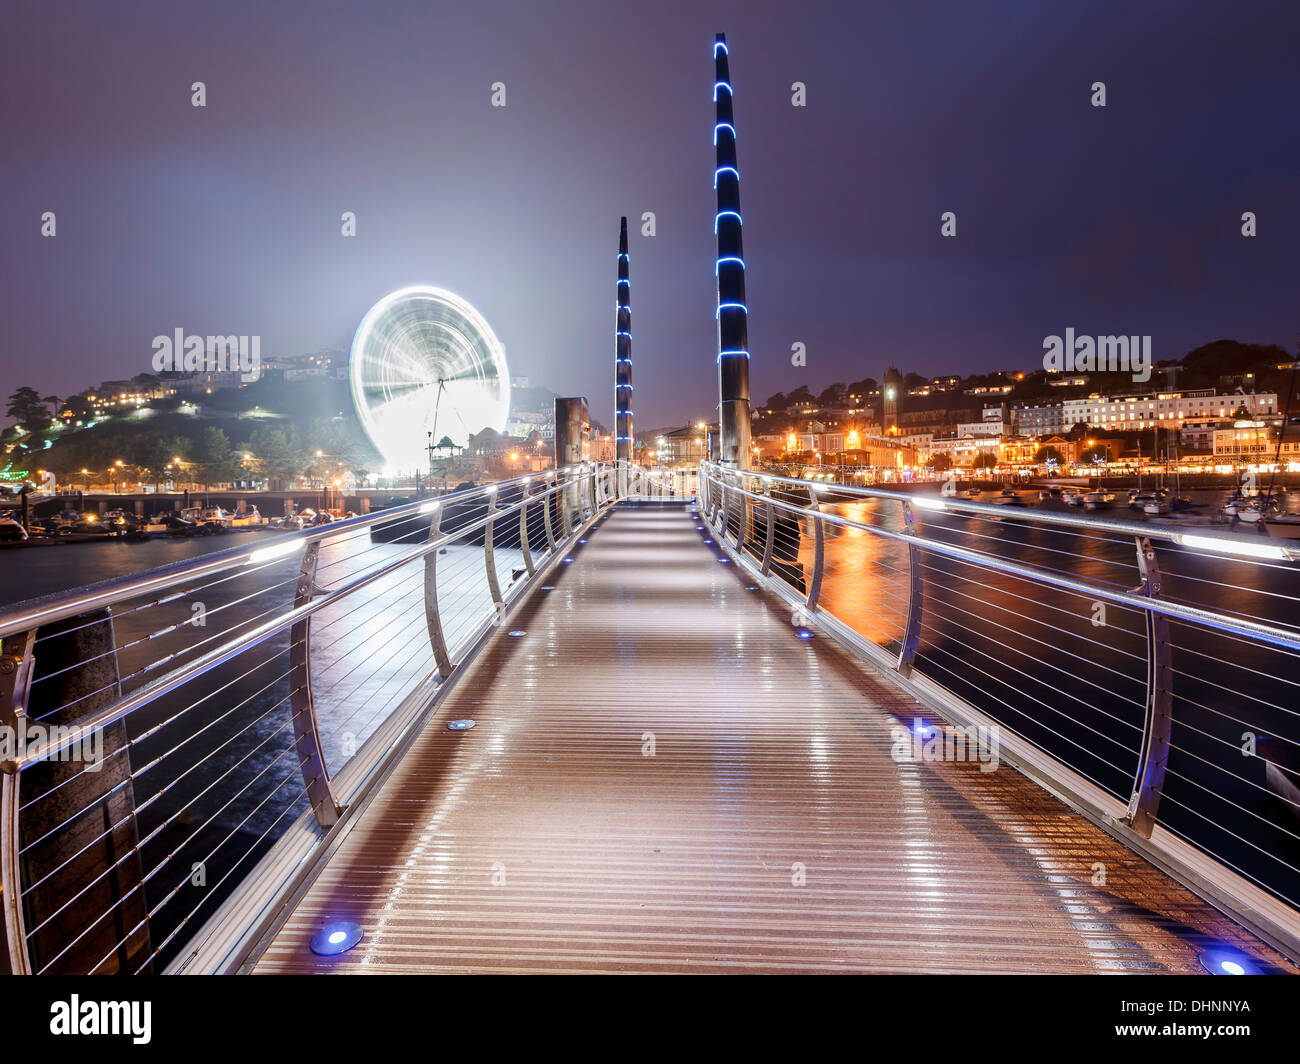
(699, 461, 1300, 960)
(0, 463, 625, 974)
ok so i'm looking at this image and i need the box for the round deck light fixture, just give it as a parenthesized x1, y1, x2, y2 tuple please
(1198, 949, 1257, 975)
(310, 921, 363, 956)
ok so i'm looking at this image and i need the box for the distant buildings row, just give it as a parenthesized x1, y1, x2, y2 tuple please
(648, 385, 1291, 473)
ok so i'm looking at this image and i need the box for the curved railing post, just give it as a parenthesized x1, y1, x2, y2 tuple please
(713, 469, 729, 534)
(541, 475, 558, 550)
(1126, 536, 1173, 838)
(897, 501, 923, 677)
(805, 490, 826, 611)
(288, 542, 343, 829)
(560, 469, 576, 537)
(483, 488, 504, 616)
(734, 471, 749, 550)
(519, 481, 536, 577)
(759, 477, 776, 576)
(423, 504, 454, 678)
(0, 629, 36, 973)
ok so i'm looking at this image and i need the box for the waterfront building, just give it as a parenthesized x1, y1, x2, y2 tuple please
(1212, 418, 1297, 465)
(1011, 403, 1067, 436)
(1063, 389, 1278, 432)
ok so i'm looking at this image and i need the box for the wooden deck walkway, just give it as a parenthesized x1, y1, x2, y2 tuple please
(252, 504, 1296, 974)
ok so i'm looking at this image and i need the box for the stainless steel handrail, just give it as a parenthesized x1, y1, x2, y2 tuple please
(708, 469, 1300, 652)
(0, 467, 590, 641)
(699, 461, 1300, 959)
(0, 463, 614, 974)
(742, 466, 1300, 559)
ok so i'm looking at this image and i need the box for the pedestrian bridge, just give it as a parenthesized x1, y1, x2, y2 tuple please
(1, 465, 1297, 975)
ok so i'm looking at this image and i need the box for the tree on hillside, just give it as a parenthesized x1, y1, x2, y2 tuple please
(132, 432, 190, 489)
(816, 382, 847, 407)
(60, 393, 95, 422)
(764, 392, 789, 411)
(250, 427, 305, 483)
(1180, 340, 1289, 390)
(847, 377, 877, 398)
(6, 386, 58, 431)
(1080, 444, 1110, 463)
(193, 426, 239, 488)
(972, 452, 997, 469)
(1035, 446, 1064, 465)
(786, 385, 813, 407)
(927, 453, 952, 472)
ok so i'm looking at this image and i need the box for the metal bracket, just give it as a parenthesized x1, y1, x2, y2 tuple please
(1125, 536, 1173, 838)
(898, 501, 923, 677)
(0, 629, 35, 744)
(288, 542, 342, 830)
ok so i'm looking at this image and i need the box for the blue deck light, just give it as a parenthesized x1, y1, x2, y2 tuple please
(310, 920, 363, 956)
(1198, 949, 1259, 975)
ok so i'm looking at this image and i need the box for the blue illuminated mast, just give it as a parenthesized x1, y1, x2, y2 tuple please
(615, 216, 633, 473)
(713, 32, 751, 469)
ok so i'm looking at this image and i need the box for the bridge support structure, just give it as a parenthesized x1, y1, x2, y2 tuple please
(713, 32, 751, 473)
(615, 217, 633, 498)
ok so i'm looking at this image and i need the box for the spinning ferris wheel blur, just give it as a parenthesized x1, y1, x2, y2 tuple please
(348, 286, 510, 474)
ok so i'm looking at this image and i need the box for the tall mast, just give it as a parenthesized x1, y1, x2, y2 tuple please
(713, 32, 751, 469)
(615, 216, 633, 484)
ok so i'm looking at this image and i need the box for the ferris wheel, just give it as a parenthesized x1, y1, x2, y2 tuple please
(348, 286, 510, 473)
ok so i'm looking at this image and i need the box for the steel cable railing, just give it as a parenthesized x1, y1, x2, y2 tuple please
(699, 461, 1300, 959)
(0, 463, 618, 974)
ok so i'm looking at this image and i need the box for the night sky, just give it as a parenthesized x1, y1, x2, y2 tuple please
(3, 0, 1297, 430)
